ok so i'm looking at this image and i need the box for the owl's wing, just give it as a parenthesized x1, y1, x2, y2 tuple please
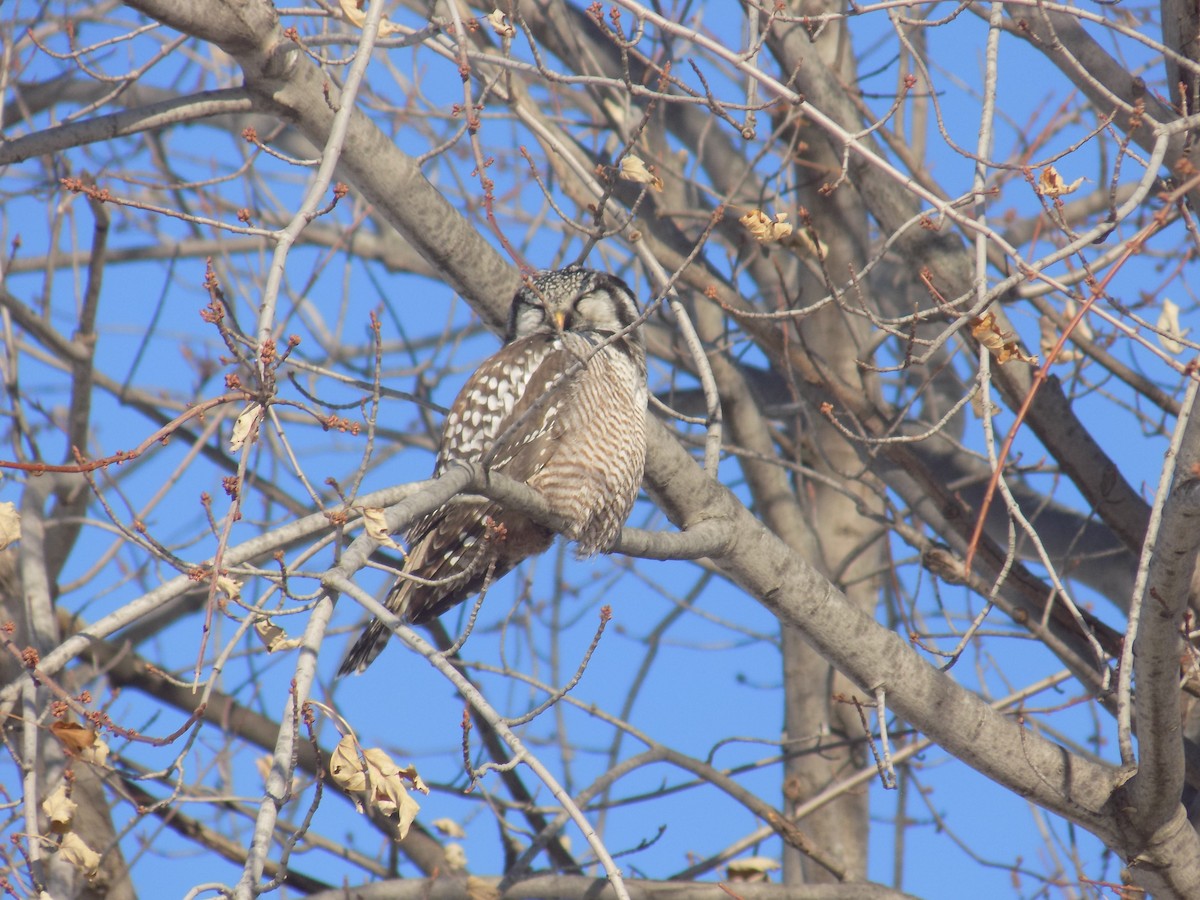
(434, 334, 577, 478)
(396, 337, 580, 609)
(337, 339, 581, 673)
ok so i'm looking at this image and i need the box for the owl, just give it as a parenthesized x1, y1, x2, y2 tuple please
(338, 266, 648, 675)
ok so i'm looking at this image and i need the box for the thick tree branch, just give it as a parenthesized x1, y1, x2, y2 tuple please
(0, 87, 256, 166)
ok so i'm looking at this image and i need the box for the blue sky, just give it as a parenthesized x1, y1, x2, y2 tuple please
(1, 1, 1193, 897)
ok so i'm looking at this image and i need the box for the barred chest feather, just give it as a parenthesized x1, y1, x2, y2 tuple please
(435, 329, 646, 554)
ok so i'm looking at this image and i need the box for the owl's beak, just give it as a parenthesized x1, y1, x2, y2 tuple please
(551, 309, 568, 332)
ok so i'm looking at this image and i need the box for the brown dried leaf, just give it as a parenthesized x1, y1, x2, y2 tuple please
(970, 391, 1000, 418)
(50, 721, 97, 755)
(970, 312, 1038, 366)
(995, 341, 1038, 365)
(1036, 166, 1085, 197)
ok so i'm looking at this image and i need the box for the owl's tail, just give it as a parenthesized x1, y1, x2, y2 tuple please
(336, 618, 392, 676)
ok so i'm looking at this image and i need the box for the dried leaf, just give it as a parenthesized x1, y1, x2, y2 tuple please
(618, 155, 663, 191)
(995, 342, 1038, 365)
(433, 817, 467, 838)
(57, 833, 100, 875)
(970, 312, 1038, 366)
(229, 403, 261, 452)
(256, 753, 300, 794)
(1038, 299, 1093, 364)
(466, 876, 501, 900)
(1157, 298, 1191, 354)
(970, 312, 1003, 348)
(362, 507, 402, 550)
(254, 617, 303, 653)
(255, 754, 273, 785)
(739, 209, 793, 243)
(50, 722, 97, 755)
(329, 735, 426, 839)
(1066, 298, 1093, 342)
(726, 856, 781, 882)
(1037, 166, 1085, 197)
(339, 0, 405, 35)
(329, 735, 367, 795)
(444, 842, 468, 871)
(971, 391, 1000, 418)
(0, 501, 20, 550)
(80, 738, 110, 767)
(216, 575, 243, 602)
(486, 9, 515, 37)
(1039, 316, 1082, 363)
(42, 784, 77, 833)
(788, 226, 827, 258)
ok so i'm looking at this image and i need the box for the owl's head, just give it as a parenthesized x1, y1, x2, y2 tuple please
(506, 266, 643, 346)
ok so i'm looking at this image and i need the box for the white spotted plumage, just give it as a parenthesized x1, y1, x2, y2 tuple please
(339, 267, 647, 675)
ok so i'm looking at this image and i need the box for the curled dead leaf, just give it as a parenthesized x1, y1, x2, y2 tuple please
(229, 403, 261, 453)
(739, 209, 793, 243)
(362, 507, 402, 550)
(254, 617, 303, 653)
(433, 817, 467, 838)
(970, 390, 1000, 418)
(42, 783, 77, 834)
(1038, 300, 1092, 363)
(970, 312, 1038, 366)
(0, 501, 20, 550)
(57, 833, 100, 875)
(486, 9, 515, 37)
(80, 737, 110, 767)
(788, 226, 827, 258)
(50, 721, 97, 755)
(1157, 298, 1191, 354)
(466, 876, 501, 900)
(1039, 317, 1081, 363)
(1037, 166, 1085, 197)
(339, 0, 405, 35)
(329, 734, 426, 839)
(726, 856, 781, 882)
(444, 843, 468, 870)
(216, 575, 243, 602)
(618, 155, 663, 191)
